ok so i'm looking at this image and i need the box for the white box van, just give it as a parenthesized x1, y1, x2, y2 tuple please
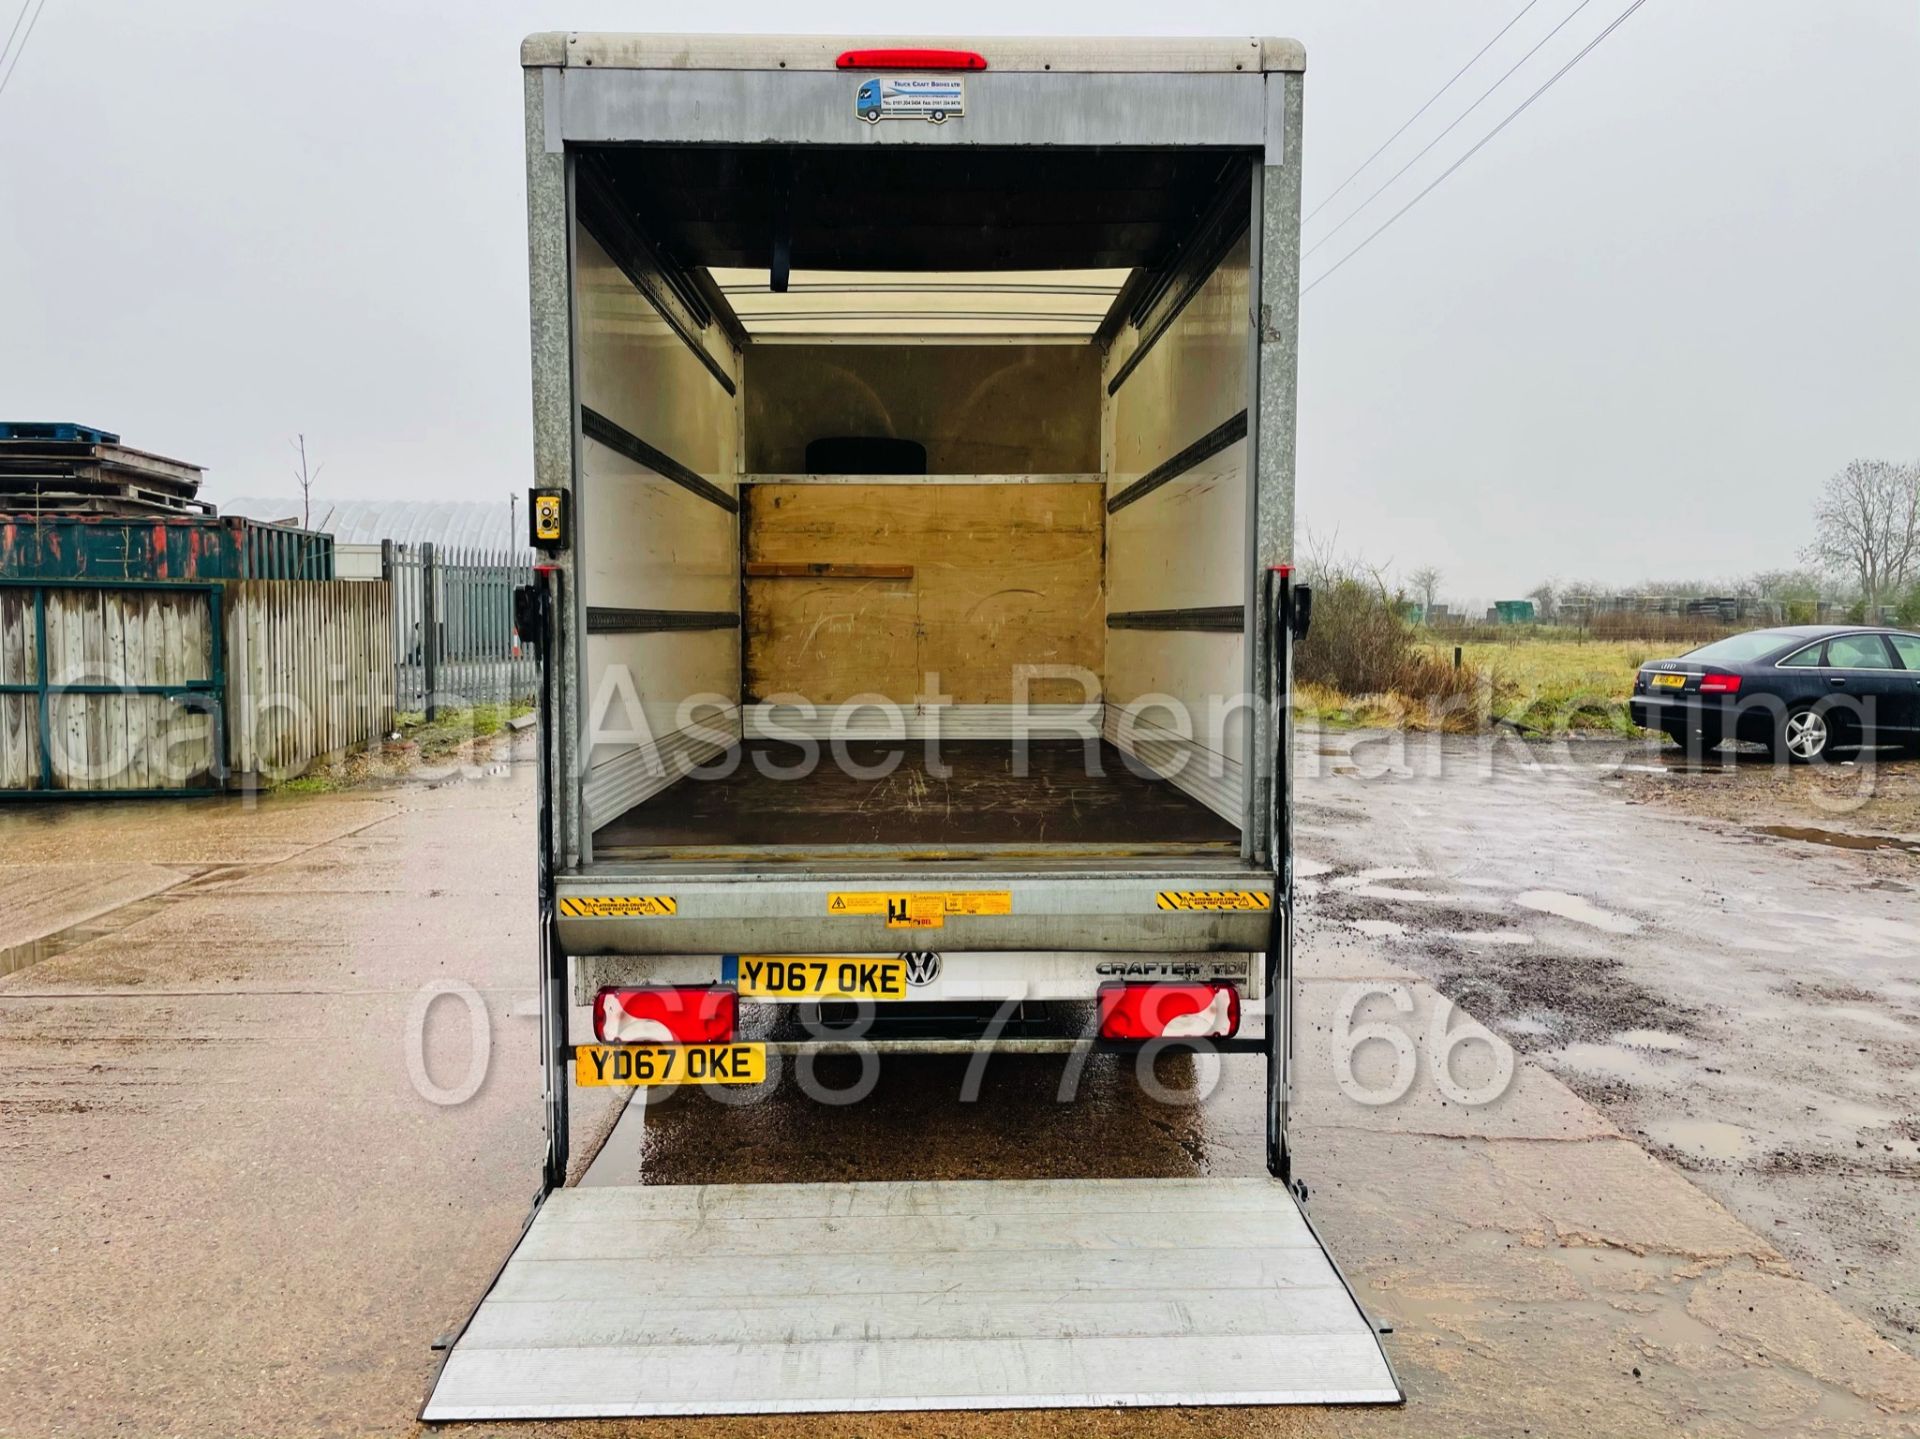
(516, 32, 1311, 1175)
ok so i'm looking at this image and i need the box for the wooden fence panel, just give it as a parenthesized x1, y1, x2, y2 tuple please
(224, 581, 395, 778)
(0, 589, 37, 789)
(0, 580, 393, 794)
(32, 586, 214, 791)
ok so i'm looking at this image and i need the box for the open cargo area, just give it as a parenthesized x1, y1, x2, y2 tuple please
(565, 141, 1265, 875)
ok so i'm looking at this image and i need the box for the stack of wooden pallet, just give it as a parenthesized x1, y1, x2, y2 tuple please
(0, 422, 212, 516)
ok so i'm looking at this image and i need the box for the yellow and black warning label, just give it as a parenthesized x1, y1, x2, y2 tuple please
(1156, 890, 1272, 912)
(827, 891, 1013, 929)
(558, 895, 678, 918)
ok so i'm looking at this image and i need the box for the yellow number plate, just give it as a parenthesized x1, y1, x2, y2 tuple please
(1651, 673, 1687, 688)
(738, 956, 907, 1000)
(574, 1043, 765, 1087)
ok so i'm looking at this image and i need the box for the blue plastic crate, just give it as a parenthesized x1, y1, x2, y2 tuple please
(0, 421, 122, 445)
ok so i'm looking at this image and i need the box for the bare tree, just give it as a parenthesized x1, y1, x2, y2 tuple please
(291, 433, 323, 530)
(1526, 581, 1558, 621)
(1804, 459, 1920, 612)
(1407, 565, 1443, 615)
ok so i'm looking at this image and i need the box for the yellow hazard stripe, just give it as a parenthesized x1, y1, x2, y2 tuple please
(558, 895, 677, 918)
(1155, 890, 1271, 912)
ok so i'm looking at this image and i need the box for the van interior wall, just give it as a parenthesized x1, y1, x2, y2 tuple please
(743, 345, 1100, 475)
(574, 223, 742, 835)
(1102, 232, 1251, 826)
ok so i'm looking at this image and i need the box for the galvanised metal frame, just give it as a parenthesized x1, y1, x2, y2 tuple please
(0, 577, 227, 799)
(548, 68, 1270, 151)
(521, 46, 1307, 1188)
(1254, 69, 1306, 1183)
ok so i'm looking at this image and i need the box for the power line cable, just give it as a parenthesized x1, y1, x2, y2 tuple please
(0, 0, 35, 75)
(0, 0, 48, 103)
(1304, 0, 1547, 225)
(1304, 0, 1598, 260)
(1303, 0, 1654, 297)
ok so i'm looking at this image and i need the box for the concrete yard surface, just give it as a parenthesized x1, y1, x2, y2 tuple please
(1, 743, 1917, 1437)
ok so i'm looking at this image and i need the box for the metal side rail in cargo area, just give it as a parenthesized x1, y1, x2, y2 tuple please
(426, 33, 1399, 1420)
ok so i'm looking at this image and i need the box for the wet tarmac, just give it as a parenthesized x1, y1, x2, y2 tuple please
(1, 736, 1917, 1436)
(1294, 728, 1920, 1351)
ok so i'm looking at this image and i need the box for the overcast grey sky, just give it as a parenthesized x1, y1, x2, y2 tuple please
(2, 2, 1915, 604)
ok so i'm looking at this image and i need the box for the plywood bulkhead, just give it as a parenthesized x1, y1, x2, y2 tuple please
(743, 483, 1104, 707)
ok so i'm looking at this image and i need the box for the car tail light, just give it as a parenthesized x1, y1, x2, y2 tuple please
(836, 48, 988, 70)
(594, 987, 736, 1044)
(1098, 983, 1240, 1040)
(1699, 673, 1743, 694)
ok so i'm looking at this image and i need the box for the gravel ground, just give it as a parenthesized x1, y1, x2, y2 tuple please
(2, 732, 1917, 1436)
(1297, 728, 1920, 1350)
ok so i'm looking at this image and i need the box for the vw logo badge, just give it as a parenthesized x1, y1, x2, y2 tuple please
(902, 952, 941, 987)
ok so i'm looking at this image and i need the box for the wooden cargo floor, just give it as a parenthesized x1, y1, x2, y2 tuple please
(593, 740, 1237, 858)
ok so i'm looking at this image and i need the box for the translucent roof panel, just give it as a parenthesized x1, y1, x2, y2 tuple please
(216, 497, 523, 550)
(709, 269, 1130, 340)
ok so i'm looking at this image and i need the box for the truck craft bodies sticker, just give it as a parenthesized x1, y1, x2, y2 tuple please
(855, 75, 966, 124)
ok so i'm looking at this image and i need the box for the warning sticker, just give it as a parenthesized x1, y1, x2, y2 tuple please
(558, 895, 678, 918)
(1155, 890, 1272, 912)
(827, 891, 1013, 929)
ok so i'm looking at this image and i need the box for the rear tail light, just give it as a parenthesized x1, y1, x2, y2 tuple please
(1699, 673, 1743, 694)
(594, 987, 737, 1044)
(836, 48, 987, 70)
(1098, 983, 1240, 1041)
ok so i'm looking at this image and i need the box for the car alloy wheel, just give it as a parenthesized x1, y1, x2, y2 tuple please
(1783, 708, 1829, 762)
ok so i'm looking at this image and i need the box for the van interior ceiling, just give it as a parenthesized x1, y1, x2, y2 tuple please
(572, 143, 1257, 864)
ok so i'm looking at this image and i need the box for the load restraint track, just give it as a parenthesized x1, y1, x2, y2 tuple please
(422, 1177, 1400, 1418)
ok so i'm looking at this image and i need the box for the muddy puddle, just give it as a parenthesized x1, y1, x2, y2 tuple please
(1516, 889, 1641, 935)
(1552, 1041, 1682, 1087)
(1754, 825, 1920, 857)
(1614, 1028, 1694, 1052)
(0, 892, 179, 980)
(1644, 1118, 1755, 1163)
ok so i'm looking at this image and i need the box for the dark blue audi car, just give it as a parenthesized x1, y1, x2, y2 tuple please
(1630, 625, 1920, 761)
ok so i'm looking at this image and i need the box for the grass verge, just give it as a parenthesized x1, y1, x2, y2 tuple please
(1298, 637, 1667, 736)
(275, 700, 534, 793)
(1449, 639, 1652, 735)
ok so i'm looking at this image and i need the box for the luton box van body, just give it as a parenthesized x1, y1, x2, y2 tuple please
(422, 33, 1401, 1421)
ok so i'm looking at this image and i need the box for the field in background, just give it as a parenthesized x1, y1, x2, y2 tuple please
(1290, 554, 1745, 734)
(1297, 624, 1685, 736)
(1429, 615, 1740, 648)
(1448, 638, 1657, 734)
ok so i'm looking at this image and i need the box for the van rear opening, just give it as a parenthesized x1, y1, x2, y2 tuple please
(570, 144, 1258, 874)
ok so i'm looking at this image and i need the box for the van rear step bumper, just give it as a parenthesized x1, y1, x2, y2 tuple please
(555, 869, 1275, 954)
